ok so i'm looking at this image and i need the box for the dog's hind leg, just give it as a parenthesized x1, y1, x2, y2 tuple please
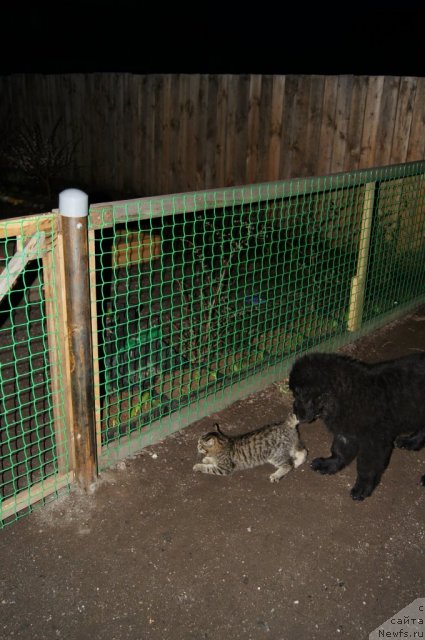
(395, 427, 425, 451)
(311, 434, 358, 475)
(394, 428, 425, 487)
(350, 441, 393, 501)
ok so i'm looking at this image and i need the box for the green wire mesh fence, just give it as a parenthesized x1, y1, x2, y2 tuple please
(0, 216, 71, 526)
(89, 162, 425, 466)
(0, 161, 424, 526)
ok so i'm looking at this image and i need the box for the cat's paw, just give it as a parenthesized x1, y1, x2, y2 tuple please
(293, 448, 307, 468)
(269, 473, 281, 483)
(193, 463, 204, 472)
(269, 465, 291, 482)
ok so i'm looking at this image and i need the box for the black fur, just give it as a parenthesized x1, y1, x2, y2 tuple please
(288, 351, 425, 500)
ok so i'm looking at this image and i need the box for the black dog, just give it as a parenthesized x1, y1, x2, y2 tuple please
(288, 351, 425, 500)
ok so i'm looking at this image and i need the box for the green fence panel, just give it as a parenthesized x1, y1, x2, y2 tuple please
(0, 217, 71, 527)
(89, 162, 425, 466)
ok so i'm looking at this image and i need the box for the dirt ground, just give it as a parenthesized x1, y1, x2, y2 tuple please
(1, 307, 424, 640)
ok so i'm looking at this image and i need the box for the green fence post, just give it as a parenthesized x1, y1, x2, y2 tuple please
(59, 189, 98, 491)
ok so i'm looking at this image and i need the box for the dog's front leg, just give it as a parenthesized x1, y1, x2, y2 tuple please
(350, 441, 393, 500)
(311, 434, 358, 475)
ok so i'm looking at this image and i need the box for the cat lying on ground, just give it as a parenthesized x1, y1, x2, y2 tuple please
(193, 413, 306, 482)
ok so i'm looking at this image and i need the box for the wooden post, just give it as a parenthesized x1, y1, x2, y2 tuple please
(347, 181, 376, 332)
(59, 189, 98, 490)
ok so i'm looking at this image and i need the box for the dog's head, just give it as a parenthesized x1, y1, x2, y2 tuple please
(290, 386, 323, 423)
(288, 354, 333, 423)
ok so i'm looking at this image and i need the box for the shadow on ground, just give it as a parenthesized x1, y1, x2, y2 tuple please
(1, 307, 424, 640)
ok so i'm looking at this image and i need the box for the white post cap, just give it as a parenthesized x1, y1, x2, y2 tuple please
(59, 188, 89, 218)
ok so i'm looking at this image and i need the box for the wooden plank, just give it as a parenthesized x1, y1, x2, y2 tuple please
(407, 76, 425, 161)
(86, 74, 96, 188)
(69, 74, 83, 185)
(246, 75, 262, 183)
(0, 472, 74, 522)
(42, 230, 74, 474)
(129, 74, 143, 194)
(215, 75, 229, 188)
(390, 76, 417, 165)
(347, 182, 376, 332)
(267, 75, 285, 182)
(0, 232, 45, 302)
(146, 75, 158, 195)
(175, 75, 189, 191)
(168, 74, 181, 193)
(290, 75, 313, 178)
(330, 75, 353, 174)
(359, 76, 385, 168)
(121, 74, 132, 193)
(151, 75, 163, 195)
(317, 76, 339, 176)
(224, 74, 237, 187)
(93, 74, 110, 192)
(196, 74, 209, 190)
(303, 75, 325, 177)
(256, 75, 273, 183)
(280, 75, 299, 180)
(0, 214, 55, 240)
(344, 75, 369, 172)
(205, 75, 218, 188)
(233, 75, 250, 186)
(374, 76, 400, 167)
(187, 74, 200, 191)
(160, 74, 172, 194)
(46, 225, 75, 470)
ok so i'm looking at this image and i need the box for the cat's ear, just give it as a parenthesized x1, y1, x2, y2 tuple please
(204, 437, 216, 448)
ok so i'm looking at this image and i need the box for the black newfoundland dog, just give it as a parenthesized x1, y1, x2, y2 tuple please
(288, 351, 425, 500)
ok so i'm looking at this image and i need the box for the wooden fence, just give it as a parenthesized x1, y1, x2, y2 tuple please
(0, 74, 424, 197)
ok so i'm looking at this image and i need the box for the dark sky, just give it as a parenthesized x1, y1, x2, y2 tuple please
(1, 1, 424, 76)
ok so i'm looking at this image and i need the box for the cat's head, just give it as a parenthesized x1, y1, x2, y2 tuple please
(197, 423, 229, 455)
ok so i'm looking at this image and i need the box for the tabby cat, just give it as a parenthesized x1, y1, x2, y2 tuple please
(193, 413, 307, 482)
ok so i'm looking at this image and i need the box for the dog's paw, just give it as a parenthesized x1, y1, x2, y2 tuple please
(350, 481, 373, 501)
(395, 433, 424, 451)
(311, 457, 340, 475)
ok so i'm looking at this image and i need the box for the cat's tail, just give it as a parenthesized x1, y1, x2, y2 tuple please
(214, 422, 227, 436)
